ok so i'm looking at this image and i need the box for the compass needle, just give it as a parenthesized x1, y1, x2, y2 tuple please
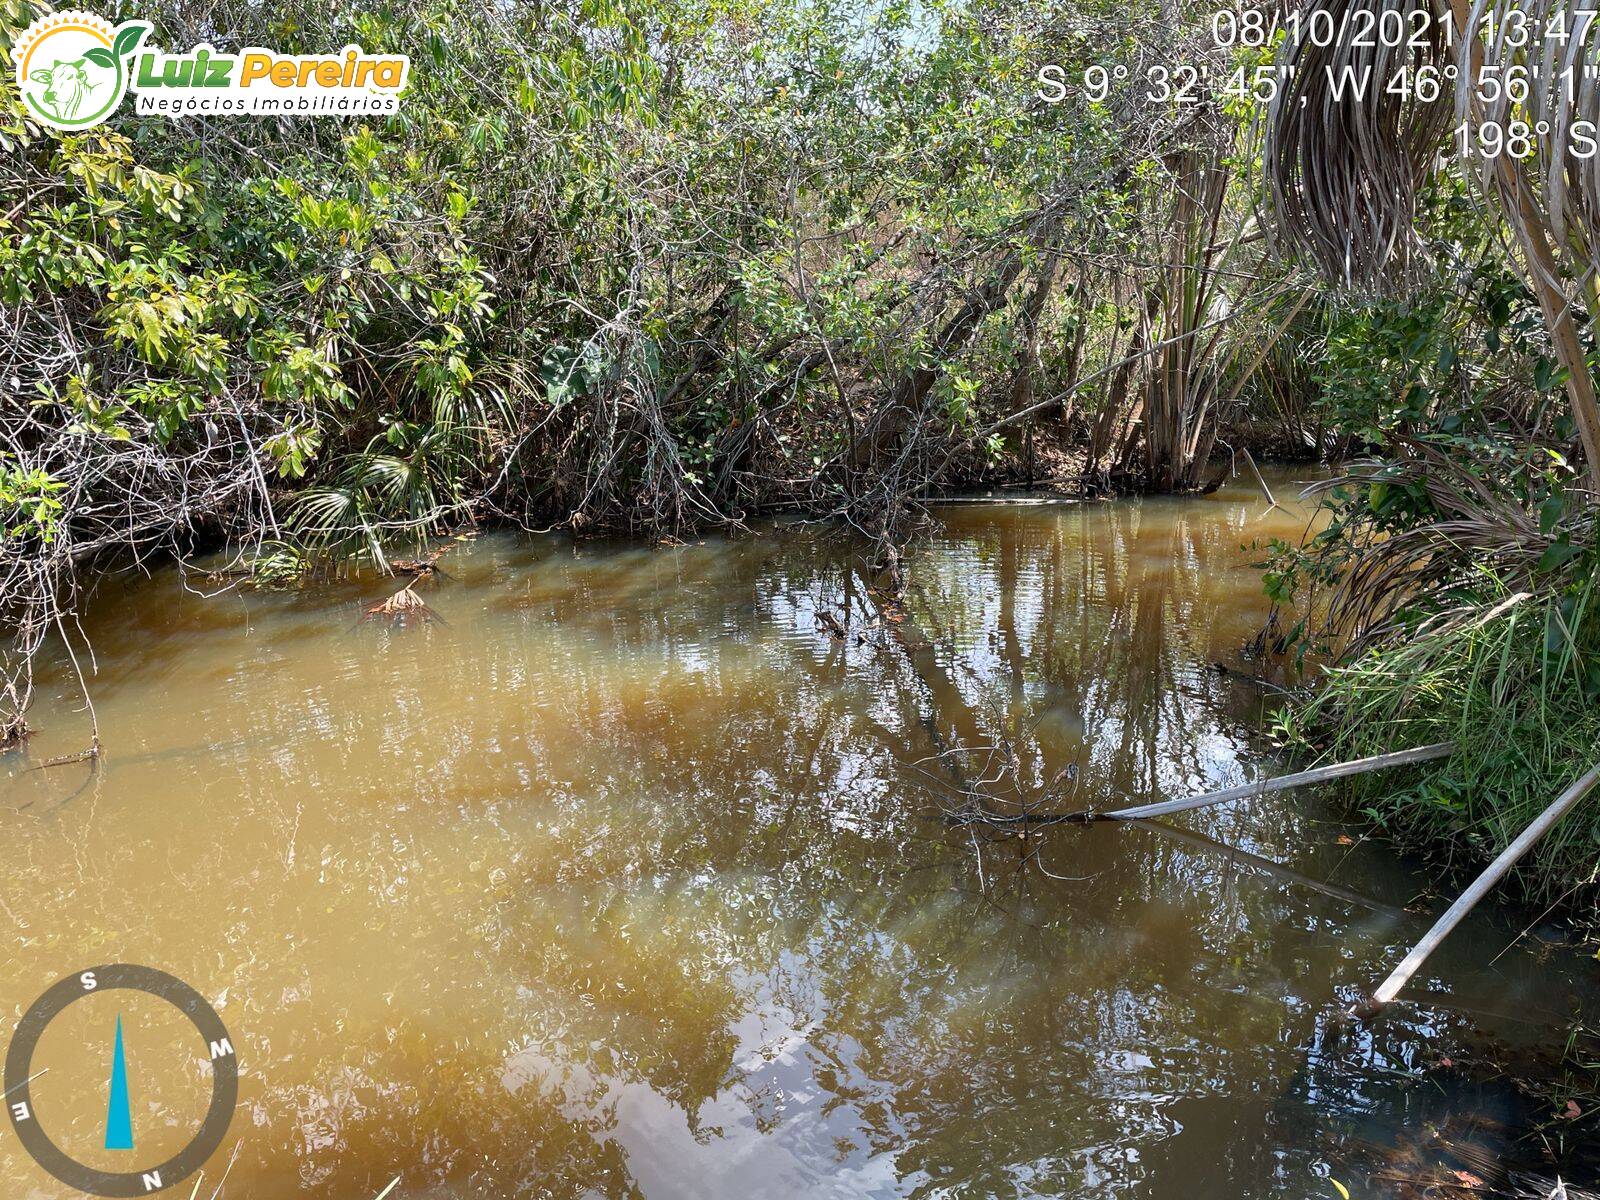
(104, 1013, 134, 1151)
(7, 964, 238, 1195)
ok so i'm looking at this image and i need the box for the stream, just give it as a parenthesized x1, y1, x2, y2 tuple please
(3, 467, 1598, 1199)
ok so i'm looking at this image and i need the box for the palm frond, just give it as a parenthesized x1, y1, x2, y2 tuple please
(1265, 0, 1451, 289)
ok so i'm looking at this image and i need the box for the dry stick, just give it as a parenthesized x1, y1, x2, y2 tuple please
(1238, 446, 1283, 513)
(1356, 761, 1600, 1020)
(948, 740, 1456, 826)
(1098, 742, 1456, 821)
(29, 611, 101, 771)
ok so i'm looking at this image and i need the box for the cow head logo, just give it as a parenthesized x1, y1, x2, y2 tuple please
(13, 11, 149, 131)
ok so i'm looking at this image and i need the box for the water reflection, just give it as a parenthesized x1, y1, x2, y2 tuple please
(2, 470, 1596, 1199)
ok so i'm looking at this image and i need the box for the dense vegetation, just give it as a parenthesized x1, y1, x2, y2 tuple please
(1, 0, 1597, 916)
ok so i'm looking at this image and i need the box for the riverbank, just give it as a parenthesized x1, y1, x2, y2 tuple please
(1264, 456, 1600, 937)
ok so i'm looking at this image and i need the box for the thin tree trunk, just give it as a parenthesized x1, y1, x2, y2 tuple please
(844, 213, 1064, 474)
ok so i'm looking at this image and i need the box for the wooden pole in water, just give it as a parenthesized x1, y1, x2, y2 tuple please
(1100, 742, 1456, 821)
(1356, 762, 1600, 1019)
(1238, 446, 1283, 513)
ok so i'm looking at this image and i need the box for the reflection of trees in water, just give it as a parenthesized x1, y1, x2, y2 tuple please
(304, 523, 1503, 1197)
(42, 517, 1594, 1199)
(902, 495, 1270, 815)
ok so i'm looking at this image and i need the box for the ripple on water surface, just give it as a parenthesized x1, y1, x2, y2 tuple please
(3, 469, 1597, 1199)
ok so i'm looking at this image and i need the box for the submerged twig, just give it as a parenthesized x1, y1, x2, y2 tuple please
(27, 610, 102, 771)
(1129, 818, 1404, 916)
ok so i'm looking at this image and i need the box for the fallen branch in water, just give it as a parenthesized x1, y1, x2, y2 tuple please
(1238, 446, 1286, 514)
(1097, 741, 1456, 821)
(1354, 761, 1600, 1020)
(27, 747, 100, 772)
(391, 528, 477, 579)
(947, 741, 1456, 825)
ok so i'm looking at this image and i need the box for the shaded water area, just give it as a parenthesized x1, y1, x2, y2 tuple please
(4, 468, 1599, 1199)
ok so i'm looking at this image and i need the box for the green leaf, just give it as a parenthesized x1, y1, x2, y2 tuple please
(113, 23, 148, 60)
(83, 47, 115, 68)
(1538, 540, 1582, 573)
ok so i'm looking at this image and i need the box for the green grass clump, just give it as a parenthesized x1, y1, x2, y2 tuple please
(1285, 572, 1600, 924)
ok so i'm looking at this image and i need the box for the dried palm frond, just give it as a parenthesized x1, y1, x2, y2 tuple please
(1301, 446, 1596, 653)
(360, 585, 444, 628)
(1454, 0, 1600, 475)
(1457, 0, 1600, 280)
(1265, 0, 1600, 476)
(1266, 0, 1452, 290)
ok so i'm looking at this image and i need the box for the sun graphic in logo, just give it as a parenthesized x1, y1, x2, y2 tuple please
(13, 10, 150, 131)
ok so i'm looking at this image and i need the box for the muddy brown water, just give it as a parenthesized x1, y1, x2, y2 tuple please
(3, 469, 1598, 1199)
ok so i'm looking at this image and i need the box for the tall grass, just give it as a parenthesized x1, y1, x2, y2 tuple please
(1285, 570, 1600, 921)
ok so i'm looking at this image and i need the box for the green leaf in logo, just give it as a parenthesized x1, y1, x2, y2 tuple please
(112, 23, 149, 61)
(83, 47, 115, 68)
